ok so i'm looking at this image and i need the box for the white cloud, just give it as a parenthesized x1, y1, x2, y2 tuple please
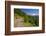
(26, 13, 39, 16)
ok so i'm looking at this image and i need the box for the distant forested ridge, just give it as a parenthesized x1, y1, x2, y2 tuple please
(14, 9, 39, 27)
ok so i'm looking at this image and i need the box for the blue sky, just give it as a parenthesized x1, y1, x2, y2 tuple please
(20, 9, 39, 16)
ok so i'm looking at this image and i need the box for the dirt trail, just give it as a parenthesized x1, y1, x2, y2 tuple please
(14, 18, 24, 27)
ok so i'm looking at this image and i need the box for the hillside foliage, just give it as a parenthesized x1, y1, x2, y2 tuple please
(14, 9, 39, 27)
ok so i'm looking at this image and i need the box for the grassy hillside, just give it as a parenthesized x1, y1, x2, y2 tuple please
(14, 9, 39, 27)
